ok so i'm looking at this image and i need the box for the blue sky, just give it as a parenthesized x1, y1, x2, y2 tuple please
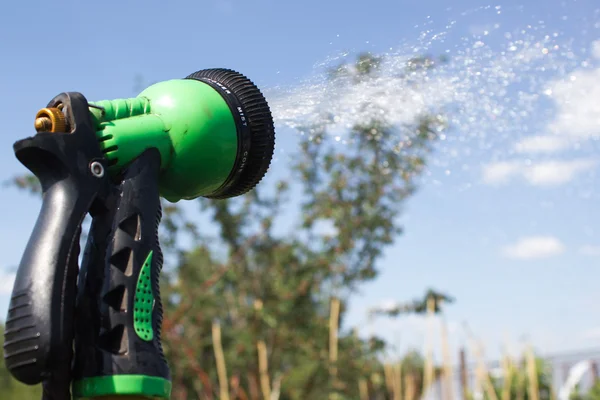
(0, 0, 599, 367)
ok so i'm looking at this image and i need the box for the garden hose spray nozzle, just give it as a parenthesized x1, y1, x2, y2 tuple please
(3, 68, 275, 399)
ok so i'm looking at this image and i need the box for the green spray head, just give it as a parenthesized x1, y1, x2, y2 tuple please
(87, 69, 275, 202)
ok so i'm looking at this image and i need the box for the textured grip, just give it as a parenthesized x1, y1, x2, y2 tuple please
(72, 148, 171, 400)
(4, 92, 107, 386)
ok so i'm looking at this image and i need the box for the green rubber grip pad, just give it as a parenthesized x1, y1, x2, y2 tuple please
(72, 374, 171, 399)
(134, 251, 154, 341)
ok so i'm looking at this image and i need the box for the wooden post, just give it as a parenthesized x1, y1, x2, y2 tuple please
(592, 361, 599, 384)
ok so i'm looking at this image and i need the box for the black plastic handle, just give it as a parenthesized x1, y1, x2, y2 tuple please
(72, 148, 171, 400)
(3, 92, 108, 387)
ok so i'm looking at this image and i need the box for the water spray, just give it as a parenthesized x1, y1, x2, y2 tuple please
(3, 68, 276, 400)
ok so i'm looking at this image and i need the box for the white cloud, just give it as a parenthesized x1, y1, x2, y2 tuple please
(522, 159, 596, 185)
(579, 245, 600, 256)
(481, 161, 522, 185)
(546, 68, 600, 140)
(0, 271, 16, 295)
(482, 159, 596, 186)
(514, 135, 571, 154)
(492, 39, 600, 188)
(502, 236, 565, 260)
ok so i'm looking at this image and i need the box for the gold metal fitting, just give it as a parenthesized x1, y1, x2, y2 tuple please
(34, 107, 66, 133)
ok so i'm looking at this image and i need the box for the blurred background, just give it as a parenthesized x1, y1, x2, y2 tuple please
(1, 0, 599, 399)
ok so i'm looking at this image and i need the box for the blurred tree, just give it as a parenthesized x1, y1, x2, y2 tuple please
(152, 51, 447, 399)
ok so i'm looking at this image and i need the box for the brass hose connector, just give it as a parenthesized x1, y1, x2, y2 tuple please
(34, 107, 66, 133)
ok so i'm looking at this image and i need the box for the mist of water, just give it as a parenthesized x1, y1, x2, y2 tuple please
(264, 7, 600, 190)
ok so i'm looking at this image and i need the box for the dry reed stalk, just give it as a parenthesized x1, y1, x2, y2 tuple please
(422, 297, 436, 397)
(463, 324, 499, 400)
(358, 378, 369, 400)
(473, 362, 483, 400)
(253, 299, 272, 400)
(516, 357, 525, 400)
(482, 369, 499, 400)
(270, 373, 283, 400)
(383, 363, 395, 399)
(404, 372, 416, 400)
(440, 319, 454, 400)
(393, 362, 403, 400)
(257, 340, 271, 400)
(459, 348, 469, 400)
(501, 354, 512, 400)
(526, 345, 539, 400)
(469, 338, 498, 400)
(329, 296, 341, 399)
(212, 321, 230, 400)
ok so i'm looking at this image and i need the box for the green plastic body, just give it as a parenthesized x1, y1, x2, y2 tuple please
(89, 79, 239, 202)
